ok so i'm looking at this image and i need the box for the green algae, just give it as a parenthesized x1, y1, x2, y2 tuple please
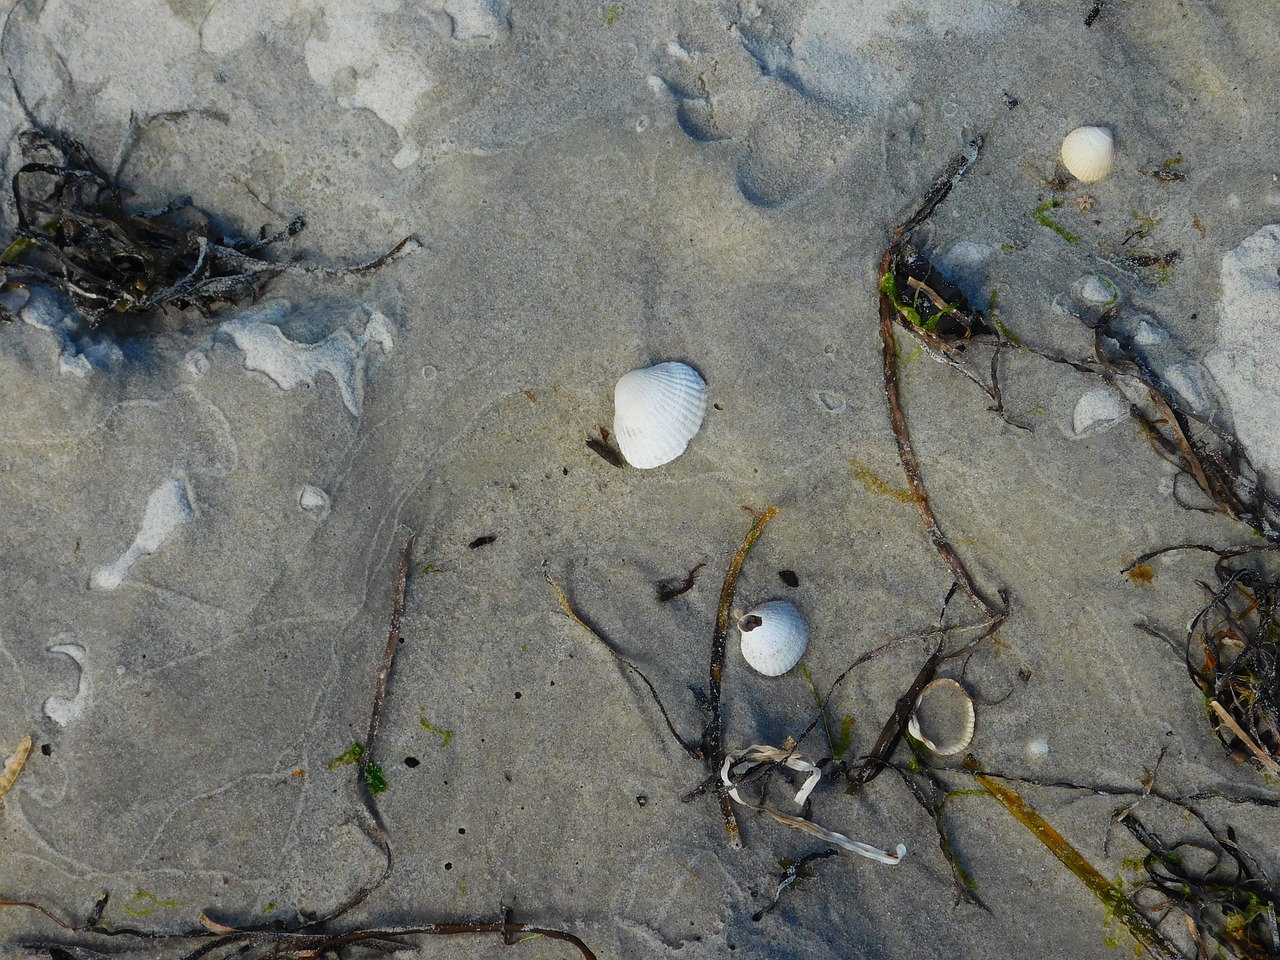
(1035, 200, 1079, 244)
(327, 742, 364, 770)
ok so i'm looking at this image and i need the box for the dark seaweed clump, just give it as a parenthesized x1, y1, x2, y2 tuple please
(0, 127, 414, 330)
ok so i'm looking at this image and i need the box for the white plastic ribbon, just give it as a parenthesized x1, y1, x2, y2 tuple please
(721, 744, 906, 865)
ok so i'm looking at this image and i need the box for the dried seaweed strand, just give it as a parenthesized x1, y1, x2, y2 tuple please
(191, 916, 598, 960)
(890, 765, 986, 909)
(877, 139, 1004, 621)
(311, 531, 415, 925)
(708, 506, 779, 849)
(967, 759, 1180, 960)
(844, 601, 1005, 796)
(657, 562, 705, 602)
(1087, 312, 1280, 536)
(0, 897, 77, 929)
(0, 897, 597, 960)
(362, 533, 415, 788)
(1209, 701, 1280, 776)
(751, 850, 840, 922)
(846, 646, 943, 795)
(546, 571, 702, 759)
(784, 609, 1003, 780)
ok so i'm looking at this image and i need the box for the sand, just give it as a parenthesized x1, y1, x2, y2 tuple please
(2, 1, 1280, 958)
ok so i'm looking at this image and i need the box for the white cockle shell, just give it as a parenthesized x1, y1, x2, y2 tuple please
(613, 361, 708, 468)
(1061, 126, 1114, 183)
(906, 678, 975, 756)
(737, 600, 808, 677)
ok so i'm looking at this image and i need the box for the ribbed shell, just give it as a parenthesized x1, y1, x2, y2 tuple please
(738, 600, 808, 677)
(1060, 126, 1114, 183)
(906, 678, 975, 756)
(613, 362, 708, 468)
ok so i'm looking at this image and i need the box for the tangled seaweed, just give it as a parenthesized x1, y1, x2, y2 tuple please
(1130, 546, 1280, 779)
(1089, 283, 1280, 782)
(0, 125, 416, 329)
(1122, 807, 1280, 960)
(1087, 308, 1280, 540)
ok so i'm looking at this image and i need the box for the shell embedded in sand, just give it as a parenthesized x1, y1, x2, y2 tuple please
(1061, 126, 1115, 183)
(907, 678, 975, 756)
(737, 600, 808, 676)
(1072, 273, 1118, 308)
(1072, 387, 1126, 436)
(613, 361, 708, 468)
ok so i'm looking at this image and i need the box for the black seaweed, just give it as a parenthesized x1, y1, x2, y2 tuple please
(0, 124, 415, 330)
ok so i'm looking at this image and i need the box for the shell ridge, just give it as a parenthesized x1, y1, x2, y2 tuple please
(737, 599, 808, 676)
(613, 361, 709, 468)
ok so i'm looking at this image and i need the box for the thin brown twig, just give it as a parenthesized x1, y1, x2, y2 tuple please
(360, 532, 416, 803)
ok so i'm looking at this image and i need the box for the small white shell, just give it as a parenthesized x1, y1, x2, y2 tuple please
(1061, 126, 1115, 183)
(297, 484, 331, 514)
(613, 361, 708, 468)
(738, 600, 808, 676)
(906, 678, 975, 756)
(1072, 387, 1126, 436)
(1072, 273, 1118, 308)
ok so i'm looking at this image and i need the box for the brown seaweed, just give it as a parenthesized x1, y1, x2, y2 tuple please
(550, 507, 778, 849)
(967, 759, 1180, 959)
(0, 125, 415, 331)
(876, 137, 1007, 623)
(656, 561, 705, 602)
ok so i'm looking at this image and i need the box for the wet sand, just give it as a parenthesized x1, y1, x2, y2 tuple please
(3, 2, 1280, 958)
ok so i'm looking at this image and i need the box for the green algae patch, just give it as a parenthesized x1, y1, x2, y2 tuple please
(1035, 200, 1079, 244)
(122, 891, 179, 917)
(801, 664, 854, 762)
(850, 458, 915, 505)
(364, 761, 388, 794)
(880, 270, 926, 328)
(420, 718, 455, 748)
(327, 742, 365, 771)
(986, 287, 1021, 345)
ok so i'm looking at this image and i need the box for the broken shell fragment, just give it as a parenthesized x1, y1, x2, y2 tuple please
(613, 361, 708, 468)
(0, 735, 32, 800)
(1061, 126, 1115, 183)
(906, 678, 975, 756)
(738, 600, 808, 676)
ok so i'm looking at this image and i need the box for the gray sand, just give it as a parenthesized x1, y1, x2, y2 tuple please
(3, 1, 1280, 958)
